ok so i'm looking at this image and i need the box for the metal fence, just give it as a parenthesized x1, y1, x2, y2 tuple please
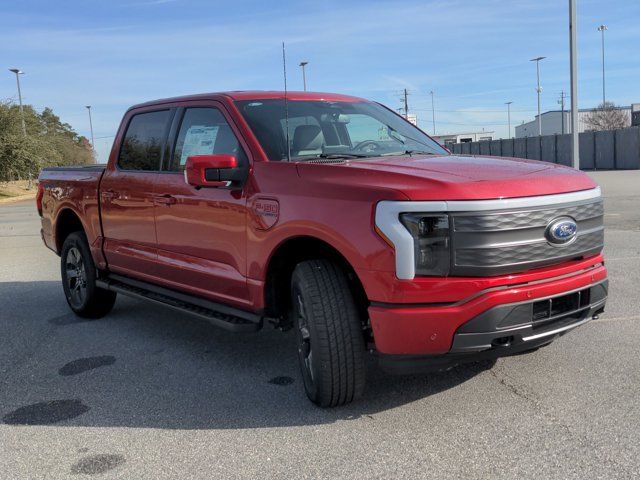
(450, 126, 640, 170)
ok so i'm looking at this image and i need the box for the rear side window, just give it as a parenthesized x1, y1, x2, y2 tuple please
(170, 107, 247, 171)
(118, 110, 171, 171)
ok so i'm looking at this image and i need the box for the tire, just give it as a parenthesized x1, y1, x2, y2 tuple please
(291, 259, 366, 407)
(60, 232, 116, 318)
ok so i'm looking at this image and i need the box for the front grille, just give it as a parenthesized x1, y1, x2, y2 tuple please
(450, 198, 604, 276)
(454, 201, 603, 232)
(531, 288, 591, 330)
(455, 230, 603, 267)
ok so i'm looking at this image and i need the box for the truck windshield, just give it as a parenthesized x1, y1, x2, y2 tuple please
(235, 99, 448, 161)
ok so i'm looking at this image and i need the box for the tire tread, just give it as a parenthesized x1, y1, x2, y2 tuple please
(293, 259, 365, 406)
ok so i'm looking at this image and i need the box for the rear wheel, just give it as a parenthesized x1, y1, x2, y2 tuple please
(60, 232, 116, 318)
(291, 259, 366, 407)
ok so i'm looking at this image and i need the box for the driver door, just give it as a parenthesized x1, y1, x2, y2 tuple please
(152, 103, 252, 309)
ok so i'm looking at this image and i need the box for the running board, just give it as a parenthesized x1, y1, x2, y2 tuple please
(96, 274, 262, 332)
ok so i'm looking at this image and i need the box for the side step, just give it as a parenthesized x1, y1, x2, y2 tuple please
(96, 274, 262, 332)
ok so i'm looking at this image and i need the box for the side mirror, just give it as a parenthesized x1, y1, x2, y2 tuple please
(184, 154, 239, 188)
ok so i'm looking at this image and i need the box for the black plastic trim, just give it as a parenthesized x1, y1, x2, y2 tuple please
(97, 273, 262, 332)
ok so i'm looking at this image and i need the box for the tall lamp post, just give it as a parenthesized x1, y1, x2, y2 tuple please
(299, 61, 309, 91)
(597, 24, 607, 106)
(430, 90, 436, 135)
(85, 106, 95, 155)
(505, 101, 513, 138)
(9, 68, 26, 136)
(530, 57, 546, 136)
(569, 0, 579, 169)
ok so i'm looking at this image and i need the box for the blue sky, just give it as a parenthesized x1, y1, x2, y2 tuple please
(1, 0, 639, 162)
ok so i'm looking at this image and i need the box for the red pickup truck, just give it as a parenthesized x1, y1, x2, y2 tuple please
(38, 91, 607, 406)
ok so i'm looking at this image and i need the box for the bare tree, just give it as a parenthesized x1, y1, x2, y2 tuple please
(584, 102, 630, 131)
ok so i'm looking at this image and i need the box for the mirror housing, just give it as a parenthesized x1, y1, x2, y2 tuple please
(184, 154, 238, 188)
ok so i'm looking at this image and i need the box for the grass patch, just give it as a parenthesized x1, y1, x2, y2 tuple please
(0, 180, 36, 199)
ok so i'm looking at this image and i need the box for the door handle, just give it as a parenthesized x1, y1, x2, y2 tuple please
(102, 190, 117, 200)
(154, 194, 177, 206)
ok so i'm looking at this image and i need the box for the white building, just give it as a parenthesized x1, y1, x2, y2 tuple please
(515, 106, 634, 138)
(433, 130, 495, 147)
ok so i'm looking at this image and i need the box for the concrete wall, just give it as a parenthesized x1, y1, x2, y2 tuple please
(451, 126, 640, 170)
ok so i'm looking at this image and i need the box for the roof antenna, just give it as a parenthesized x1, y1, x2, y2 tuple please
(282, 41, 291, 162)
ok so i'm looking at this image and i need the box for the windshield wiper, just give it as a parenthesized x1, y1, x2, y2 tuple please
(316, 153, 371, 159)
(382, 150, 439, 157)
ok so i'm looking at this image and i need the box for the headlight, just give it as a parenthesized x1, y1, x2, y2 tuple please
(399, 214, 450, 276)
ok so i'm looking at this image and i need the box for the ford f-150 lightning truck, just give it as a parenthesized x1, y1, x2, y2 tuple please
(38, 91, 607, 406)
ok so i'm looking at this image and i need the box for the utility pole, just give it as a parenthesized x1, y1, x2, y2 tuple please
(299, 61, 309, 91)
(403, 88, 409, 119)
(569, 0, 579, 169)
(430, 90, 436, 135)
(85, 106, 95, 156)
(9, 68, 26, 136)
(530, 57, 546, 136)
(558, 91, 567, 134)
(597, 25, 607, 106)
(505, 101, 513, 138)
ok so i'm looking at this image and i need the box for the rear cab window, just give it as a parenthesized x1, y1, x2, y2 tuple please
(118, 110, 172, 171)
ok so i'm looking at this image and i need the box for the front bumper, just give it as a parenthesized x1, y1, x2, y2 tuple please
(369, 262, 608, 359)
(378, 280, 607, 374)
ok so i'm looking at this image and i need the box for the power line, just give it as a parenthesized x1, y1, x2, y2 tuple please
(412, 108, 538, 113)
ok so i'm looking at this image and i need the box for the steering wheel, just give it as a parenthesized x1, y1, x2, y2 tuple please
(353, 140, 383, 153)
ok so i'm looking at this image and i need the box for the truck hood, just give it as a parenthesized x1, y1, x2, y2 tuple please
(296, 154, 597, 201)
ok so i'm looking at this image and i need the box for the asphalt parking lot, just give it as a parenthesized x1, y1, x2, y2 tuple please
(1, 171, 638, 479)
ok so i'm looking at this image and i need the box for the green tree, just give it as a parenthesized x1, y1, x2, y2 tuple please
(0, 100, 94, 181)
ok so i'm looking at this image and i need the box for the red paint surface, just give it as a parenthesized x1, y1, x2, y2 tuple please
(370, 261, 607, 355)
(38, 91, 607, 354)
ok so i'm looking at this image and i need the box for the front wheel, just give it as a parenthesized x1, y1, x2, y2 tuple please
(291, 259, 366, 407)
(60, 232, 116, 318)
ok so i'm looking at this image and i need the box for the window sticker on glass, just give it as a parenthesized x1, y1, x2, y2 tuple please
(180, 125, 219, 165)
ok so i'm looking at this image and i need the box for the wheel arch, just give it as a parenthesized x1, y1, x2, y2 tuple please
(54, 207, 86, 253)
(263, 235, 369, 325)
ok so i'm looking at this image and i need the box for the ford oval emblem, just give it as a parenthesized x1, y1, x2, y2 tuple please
(545, 217, 578, 245)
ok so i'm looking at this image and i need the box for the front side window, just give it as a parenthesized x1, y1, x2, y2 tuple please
(235, 99, 448, 161)
(171, 108, 247, 171)
(118, 110, 171, 171)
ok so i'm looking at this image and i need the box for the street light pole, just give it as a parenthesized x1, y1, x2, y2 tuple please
(85, 106, 95, 155)
(530, 57, 546, 136)
(597, 24, 607, 106)
(299, 61, 308, 91)
(569, 0, 579, 169)
(9, 68, 26, 136)
(505, 101, 513, 138)
(430, 90, 436, 135)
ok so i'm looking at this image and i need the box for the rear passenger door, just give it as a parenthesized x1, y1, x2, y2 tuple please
(100, 108, 173, 279)
(152, 103, 252, 309)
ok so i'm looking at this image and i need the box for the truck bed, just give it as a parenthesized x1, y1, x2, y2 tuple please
(38, 165, 107, 258)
